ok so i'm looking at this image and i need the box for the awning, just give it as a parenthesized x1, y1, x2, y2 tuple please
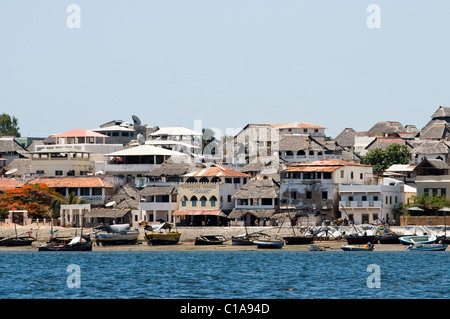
(172, 210, 227, 217)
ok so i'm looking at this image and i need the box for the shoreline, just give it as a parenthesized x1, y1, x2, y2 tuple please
(0, 225, 440, 252)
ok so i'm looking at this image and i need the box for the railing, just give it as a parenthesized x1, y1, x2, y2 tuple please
(340, 201, 381, 208)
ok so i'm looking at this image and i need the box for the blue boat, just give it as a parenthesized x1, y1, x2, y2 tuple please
(405, 244, 448, 251)
(398, 235, 437, 245)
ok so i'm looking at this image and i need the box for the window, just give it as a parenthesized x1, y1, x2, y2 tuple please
(323, 172, 332, 179)
(261, 198, 272, 205)
(297, 150, 306, 156)
(441, 188, 447, 196)
(349, 196, 354, 201)
(36, 170, 45, 175)
(351, 172, 354, 179)
(306, 191, 312, 199)
(80, 188, 90, 196)
(322, 191, 328, 200)
(225, 178, 232, 184)
(199, 177, 209, 183)
(340, 171, 344, 179)
(286, 151, 294, 156)
(200, 196, 207, 207)
(373, 214, 378, 222)
(309, 151, 314, 156)
(290, 191, 297, 200)
(362, 196, 367, 201)
(373, 196, 379, 201)
(122, 132, 129, 137)
(210, 196, 217, 207)
(227, 195, 232, 202)
(55, 170, 63, 176)
(186, 177, 197, 183)
(181, 196, 188, 207)
(233, 178, 240, 184)
(360, 173, 363, 179)
(92, 188, 102, 196)
(191, 196, 198, 207)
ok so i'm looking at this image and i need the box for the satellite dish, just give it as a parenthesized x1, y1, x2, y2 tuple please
(105, 201, 116, 208)
(132, 115, 141, 125)
(137, 133, 145, 145)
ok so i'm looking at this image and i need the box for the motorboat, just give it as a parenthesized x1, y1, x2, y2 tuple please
(144, 222, 181, 245)
(399, 235, 437, 245)
(38, 235, 93, 252)
(194, 235, 227, 245)
(405, 244, 447, 251)
(341, 242, 374, 251)
(93, 224, 139, 245)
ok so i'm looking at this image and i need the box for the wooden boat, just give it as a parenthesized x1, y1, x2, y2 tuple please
(308, 244, 325, 251)
(345, 234, 378, 245)
(399, 235, 437, 245)
(144, 222, 181, 245)
(93, 224, 139, 245)
(0, 235, 36, 246)
(341, 243, 374, 251)
(195, 235, 227, 245)
(231, 229, 272, 246)
(405, 244, 448, 251)
(377, 234, 400, 244)
(38, 235, 93, 251)
(254, 238, 284, 249)
(283, 235, 314, 245)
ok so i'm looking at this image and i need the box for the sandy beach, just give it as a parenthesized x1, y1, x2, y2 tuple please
(0, 225, 409, 252)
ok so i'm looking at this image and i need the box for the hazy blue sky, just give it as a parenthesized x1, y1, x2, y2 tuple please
(1, 1, 449, 139)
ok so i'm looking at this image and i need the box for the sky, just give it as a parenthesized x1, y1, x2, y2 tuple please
(1, 1, 450, 139)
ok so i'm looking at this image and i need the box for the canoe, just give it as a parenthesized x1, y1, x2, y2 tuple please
(399, 235, 437, 245)
(341, 243, 374, 251)
(283, 236, 314, 245)
(254, 238, 284, 249)
(345, 234, 378, 245)
(405, 244, 448, 251)
(195, 235, 227, 245)
(0, 236, 36, 247)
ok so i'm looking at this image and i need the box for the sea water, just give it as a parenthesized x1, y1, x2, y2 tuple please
(0, 251, 448, 299)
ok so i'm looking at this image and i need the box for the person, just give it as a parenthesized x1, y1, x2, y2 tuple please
(428, 218, 432, 225)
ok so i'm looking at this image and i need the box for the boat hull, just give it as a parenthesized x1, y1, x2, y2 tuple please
(345, 235, 377, 245)
(377, 235, 400, 244)
(38, 242, 93, 251)
(405, 244, 447, 251)
(254, 239, 284, 249)
(195, 235, 226, 245)
(144, 232, 181, 245)
(94, 231, 139, 245)
(0, 237, 36, 246)
(231, 236, 255, 246)
(341, 245, 374, 251)
(283, 236, 314, 245)
(399, 235, 437, 245)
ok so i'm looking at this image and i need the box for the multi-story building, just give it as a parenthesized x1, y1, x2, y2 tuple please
(173, 164, 250, 226)
(281, 159, 373, 224)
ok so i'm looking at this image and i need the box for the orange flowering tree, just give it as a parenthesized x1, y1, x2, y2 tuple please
(0, 183, 64, 219)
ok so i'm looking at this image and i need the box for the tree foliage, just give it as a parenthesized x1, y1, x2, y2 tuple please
(0, 113, 20, 137)
(0, 183, 64, 219)
(399, 194, 450, 216)
(360, 143, 410, 172)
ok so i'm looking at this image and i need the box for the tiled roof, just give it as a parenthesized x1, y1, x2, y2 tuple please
(29, 177, 113, 188)
(52, 129, 109, 138)
(184, 164, 250, 178)
(0, 179, 22, 191)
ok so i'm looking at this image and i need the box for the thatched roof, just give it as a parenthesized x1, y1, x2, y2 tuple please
(110, 184, 139, 210)
(366, 121, 405, 137)
(0, 137, 29, 158)
(334, 128, 367, 148)
(419, 120, 450, 140)
(147, 159, 204, 177)
(412, 140, 450, 155)
(4, 158, 31, 176)
(140, 186, 175, 196)
(232, 175, 279, 199)
(85, 208, 130, 218)
(278, 134, 325, 152)
(431, 106, 450, 119)
(365, 138, 413, 151)
(228, 208, 275, 219)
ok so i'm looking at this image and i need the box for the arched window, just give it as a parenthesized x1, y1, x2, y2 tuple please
(181, 196, 188, 207)
(186, 177, 197, 183)
(200, 196, 207, 207)
(210, 196, 217, 207)
(190, 196, 198, 207)
(211, 177, 221, 183)
(199, 177, 209, 183)
(286, 150, 294, 156)
(297, 150, 306, 156)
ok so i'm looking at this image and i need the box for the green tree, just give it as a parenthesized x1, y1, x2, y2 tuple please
(0, 113, 20, 137)
(360, 143, 410, 172)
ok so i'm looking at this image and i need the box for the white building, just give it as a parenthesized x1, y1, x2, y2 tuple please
(338, 178, 406, 225)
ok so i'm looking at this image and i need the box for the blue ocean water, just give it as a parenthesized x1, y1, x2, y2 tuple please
(0, 251, 448, 299)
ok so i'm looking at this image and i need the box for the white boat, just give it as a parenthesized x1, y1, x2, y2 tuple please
(93, 224, 140, 245)
(399, 235, 437, 245)
(405, 244, 448, 251)
(341, 243, 374, 251)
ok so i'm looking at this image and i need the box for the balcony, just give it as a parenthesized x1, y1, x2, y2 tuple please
(340, 201, 382, 209)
